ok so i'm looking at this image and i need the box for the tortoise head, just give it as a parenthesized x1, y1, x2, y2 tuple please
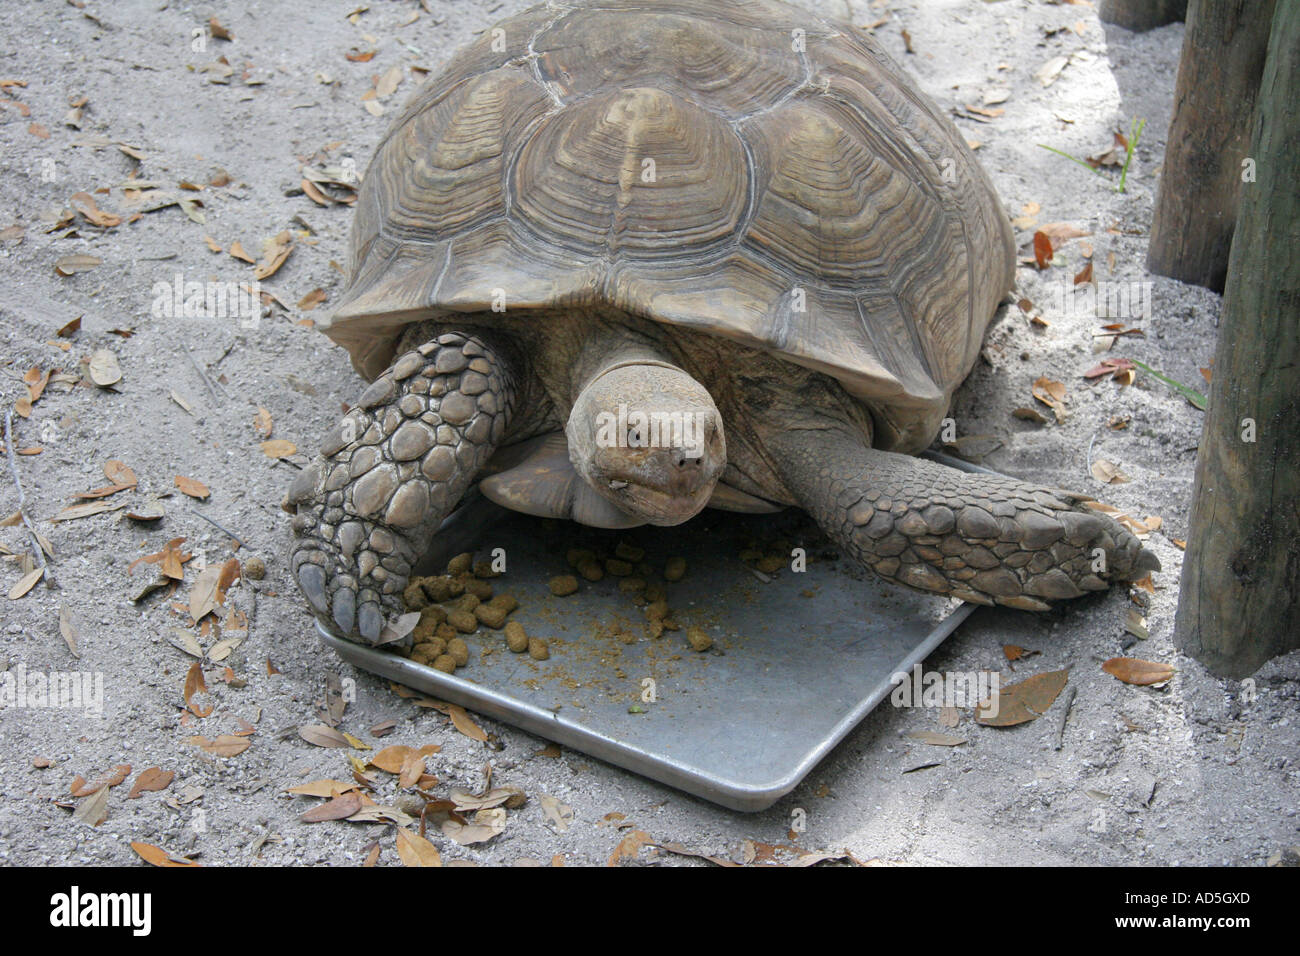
(565, 360, 725, 526)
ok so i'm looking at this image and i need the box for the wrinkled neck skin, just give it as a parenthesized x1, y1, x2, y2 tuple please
(564, 323, 726, 526)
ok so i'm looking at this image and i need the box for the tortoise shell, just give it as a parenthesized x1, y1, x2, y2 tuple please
(321, 0, 1015, 453)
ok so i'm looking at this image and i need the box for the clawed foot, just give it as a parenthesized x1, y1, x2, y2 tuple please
(285, 332, 513, 642)
(290, 502, 418, 641)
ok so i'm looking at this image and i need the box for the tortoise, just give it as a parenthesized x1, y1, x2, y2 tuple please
(286, 0, 1159, 642)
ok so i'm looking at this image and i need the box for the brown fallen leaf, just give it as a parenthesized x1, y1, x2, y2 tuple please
(448, 704, 488, 743)
(1090, 459, 1129, 484)
(260, 439, 296, 459)
(1032, 230, 1053, 269)
(976, 669, 1068, 726)
(70, 191, 121, 228)
(297, 288, 327, 311)
(1038, 222, 1091, 243)
(208, 16, 232, 40)
(58, 604, 80, 657)
(608, 829, 654, 866)
(127, 768, 174, 799)
(131, 841, 200, 867)
(1031, 376, 1068, 423)
(70, 765, 132, 797)
(906, 731, 967, 747)
(54, 253, 102, 276)
(174, 475, 210, 500)
(1074, 260, 1093, 285)
(300, 791, 364, 822)
(396, 827, 443, 867)
(73, 786, 111, 827)
(285, 779, 360, 798)
(228, 240, 255, 264)
(298, 724, 351, 748)
(183, 661, 212, 717)
(1103, 657, 1175, 686)
(188, 734, 251, 757)
(253, 230, 293, 280)
(442, 807, 507, 845)
(9, 566, 45, 599)
(87, 349, 121, 386)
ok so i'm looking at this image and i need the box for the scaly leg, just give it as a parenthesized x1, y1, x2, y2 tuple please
(287, 332, 513, 640)
(772, 428, 1160, 610)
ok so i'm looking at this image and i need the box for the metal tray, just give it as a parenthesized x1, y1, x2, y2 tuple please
(318, 453, 988, 812)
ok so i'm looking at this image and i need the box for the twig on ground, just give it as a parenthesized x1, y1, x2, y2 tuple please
(1054, 685, 1078, 751)
(4, 408, 56, 588)
(188, 506, 244, 548)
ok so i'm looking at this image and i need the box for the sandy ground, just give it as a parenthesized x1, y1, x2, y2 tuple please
(1, 0, 1296, 867)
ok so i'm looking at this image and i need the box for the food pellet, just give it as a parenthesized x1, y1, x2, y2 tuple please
(489, 594, 519, 614)
(448, 593, 480, 613)
(504, 621, 529, 653)
(618, 577, 646, 593)
(422, 575, 462, 603)
(615, 541, 645, 562)
(463, 578, 494, 601)
(447, 637, 470, 666)
(411, 638, 446, 664)
(446, 552, 474, 576)
(473, 560, 499, 579)
(578, 559, 604, 582)
(645, 599, 669, 621)
(643, 584, 665, 603)
(664, 556, 686, 581)
(566, 548, 596, 567)
(243, 556, 266, 580)
(549, 575, 579, 596)
(435, 622, 458, 642)
(686, 627, 712, 652)
(528, 637, 550, 660)
(412, 606, 447, 642)
(447, 610, 478, 633)
(432, 654, 457, 674)
(475, 603, 508, 629)
(605, 559, 634, 577)
(402, 579, 432, 610)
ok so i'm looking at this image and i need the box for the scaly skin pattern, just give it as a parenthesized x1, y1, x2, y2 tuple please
(772, 429, 1160, 610)
(287, 332, 513, 641)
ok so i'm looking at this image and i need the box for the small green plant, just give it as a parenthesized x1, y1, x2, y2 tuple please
(1131, 359, 1207, 410)
(1038, 117, 1146, 193)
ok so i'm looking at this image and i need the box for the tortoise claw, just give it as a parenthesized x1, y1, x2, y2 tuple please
(332, 586, 356, 635)
(358, 601, 384, 642)
(297, 564, 328, 614)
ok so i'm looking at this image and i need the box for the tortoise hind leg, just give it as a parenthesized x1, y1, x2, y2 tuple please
(772, 429, 1160, 610)
(287, 332, 514, 641)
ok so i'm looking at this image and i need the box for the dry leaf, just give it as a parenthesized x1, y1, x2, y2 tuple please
(300, 792, 364, 822)
(1102, 658, 1174, 686)
(54, 254, 102, 276)
(1032, 230, 1053, 269)
(448, 704, 488, 743)
(906, 731, 967, 747)
(260, 439, 296, 459)
(174, 475, 210, 499)
(285, 779, 359, 798)
(58, 604, 80, 657)
(607, 829, 653, 866)
(442, 807, 507, 845)
(254, 407, 273, 438)
(73, 786, 111, 827)
(189, 565, 221, 621)
(131, 842, 199, 867)
(183, 661, 211, 717)
(9, 566, 45, 599)
(298, 724, 351, 748)
(540, 794, 573, 832)
(228, 240, 255, 264)
(297, 288, 327, 311)
(128, 768, 174, 798)
(253, 231, 293, 280)
(188, 734, 251, 757)
(1031, 377, 1068, 423)
(87, 349, 122, 386)
(976, 669, 1068, 726)
(396, 828, 443, 867)
(1090, 459, 1129, 484)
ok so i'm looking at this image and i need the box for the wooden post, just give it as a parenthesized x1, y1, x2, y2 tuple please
(1174, 1, 1300, 678)
(1098, 0, 1187, 32)
(1146, 0, 1275, 292)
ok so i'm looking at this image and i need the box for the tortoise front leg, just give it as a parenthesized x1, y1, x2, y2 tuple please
(286, 332, 513, 641)
(772, 429, 1160, 610)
